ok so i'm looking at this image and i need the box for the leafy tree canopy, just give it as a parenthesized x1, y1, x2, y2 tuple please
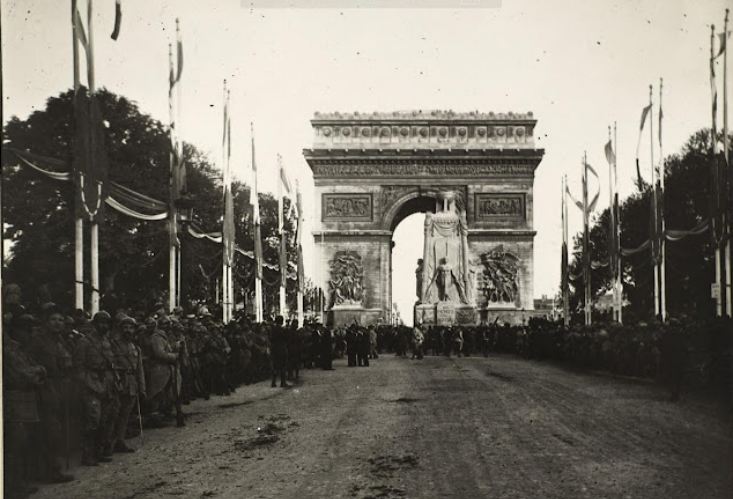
(2, 89, 298, 315)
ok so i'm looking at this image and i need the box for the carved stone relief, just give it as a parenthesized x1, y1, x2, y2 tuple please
(329, 250, 364, 307)
(475, 194, 525, 219)
(476, 245, 520, 306)
(322, 194, 372, 221)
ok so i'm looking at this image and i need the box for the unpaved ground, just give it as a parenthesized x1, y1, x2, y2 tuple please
(32, 354, 733, 499)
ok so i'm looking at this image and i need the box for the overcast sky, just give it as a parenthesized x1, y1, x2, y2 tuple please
(2, 0, 728, 323)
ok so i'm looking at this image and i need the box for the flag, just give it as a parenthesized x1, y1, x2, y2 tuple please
(566, 185, 583, 211)
(74, 7, 89, 55)
(176, 19, 184, 83)
(169, 27, 185, 205)
(110, 0, 122, 40)
(586, 163, 601, 213)
(74, 89, 108, 223)
(638, 104, 652, 132)
(635, 103, 653, 190)
(604, 140, 615, 166)
(280, 166, 292, 195)
(252, 125, 263, 281)
(658, 98, 663, 145)
(715, 30, 731, 59)
(222, 91, 235, 267)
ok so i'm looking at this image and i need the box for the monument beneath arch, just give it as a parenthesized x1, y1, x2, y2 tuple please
(304, 110, 545, 326)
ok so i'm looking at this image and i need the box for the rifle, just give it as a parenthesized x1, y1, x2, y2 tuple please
(137, 395, 144, 449)
(64, 384, 70, 470)
(172, 361, 184, 427)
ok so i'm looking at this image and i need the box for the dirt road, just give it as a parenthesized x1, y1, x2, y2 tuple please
(33, 354, 732, 499)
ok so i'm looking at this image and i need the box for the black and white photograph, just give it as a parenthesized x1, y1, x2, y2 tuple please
(1, 0, 732, 498)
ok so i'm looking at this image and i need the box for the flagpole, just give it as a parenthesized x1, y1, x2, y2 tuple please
(562, 175, 570, 326)
(88, 0, 100, 315)
(168, 43, 178, 314)
(583, 153, 591, 326)
(649, 83, 660, 320)
(724, 9, 731, 317)
(614, 121, 622, 324)
(296, 181, 304, 328)
(222, 82, 230, 324)
(176, 19, 183, 311)
(278, 154, 287, 317)
(251, 122, 263, 323)
(659, 78, 667, 322)
(72, 0, 84, 312)
(712, 25, 723, 317)
(607, 125, 618, 322)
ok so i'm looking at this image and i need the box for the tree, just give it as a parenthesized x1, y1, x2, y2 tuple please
(2, 89, 297, 314)
(566, 128, 719, 321)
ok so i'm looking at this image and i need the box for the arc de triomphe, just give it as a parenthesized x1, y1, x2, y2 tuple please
(304, 110, 545, 326)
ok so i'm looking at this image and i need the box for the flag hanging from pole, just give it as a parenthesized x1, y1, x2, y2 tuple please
(715, 30, 731, 59)
(252, 125, 263, 281)
(72, 5, 109, 223)
(110, 0, 122, 40)
(169, 25, 185, 204)
(635, 103, 652, 190)
(222, 90, 235, 267)
(605, 139, 619, 278)
(586, 163, 601, 212)
(604, 139, 615, 166)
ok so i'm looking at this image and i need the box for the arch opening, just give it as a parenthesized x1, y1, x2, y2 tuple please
(389, 195, 436, 327)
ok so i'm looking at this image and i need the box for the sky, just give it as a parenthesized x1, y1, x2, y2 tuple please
(2, 0, 729, 323)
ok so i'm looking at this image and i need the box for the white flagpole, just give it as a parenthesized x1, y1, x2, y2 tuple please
(296, 181, 304, 328)
(252, 123, 263, 323)
(72, 0, 84, 312)
(649, 84, 660, 319)
(583, 153, 591, 326)
(278, 154, 286, 317)
(614, 122, 622, 324)
(88, 0, 100, 315)
(562, 175, 570, 326)
(168, 43, 178, 314)
(222, 82, 230, 324)
(607, 126, 619, 323)
(659, 78, 667, 322)
(712, 25, 723, 317)
(724, 9, 731, 317)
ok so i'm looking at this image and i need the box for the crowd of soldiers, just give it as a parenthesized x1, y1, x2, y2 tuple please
(1, 297, 341, 499)
(4, 290, 731, 499)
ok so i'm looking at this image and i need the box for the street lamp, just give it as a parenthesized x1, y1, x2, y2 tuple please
(174, 192, 195, 227)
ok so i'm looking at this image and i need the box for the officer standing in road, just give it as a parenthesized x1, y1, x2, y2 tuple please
(110, 314, 146, 453)
(270, 316, 289, 388)
(73, 311, 120, 465)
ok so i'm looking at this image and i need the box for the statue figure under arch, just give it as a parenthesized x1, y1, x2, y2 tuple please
(421, 191, 474, 306)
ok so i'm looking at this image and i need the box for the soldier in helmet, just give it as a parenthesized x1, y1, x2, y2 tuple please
(72, 310, 120, 466)
(25, 304, 75, 481)
(110, 314, 146, 453)
(270, 316, 289, 387)
(148, 315, 185, 427)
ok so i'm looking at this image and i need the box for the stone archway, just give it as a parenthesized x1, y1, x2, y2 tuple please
(304, 110, 545, 326)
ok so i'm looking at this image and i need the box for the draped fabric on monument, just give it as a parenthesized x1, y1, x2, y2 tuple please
(422, 209, 473, 305)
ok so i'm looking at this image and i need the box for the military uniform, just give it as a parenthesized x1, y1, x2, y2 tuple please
(72, 314, 120, 465)
(270, 319, 289, 387)
(26, 324, 76, 479)
(148, 323, 184, 426)
(4, 334, 46, 495)
(110, 322, 146, 453)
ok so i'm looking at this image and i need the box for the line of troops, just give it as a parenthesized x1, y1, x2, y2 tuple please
(2, 302, 336, 499)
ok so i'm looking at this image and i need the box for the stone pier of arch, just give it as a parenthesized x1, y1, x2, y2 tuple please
(304, 110, 545, 327)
